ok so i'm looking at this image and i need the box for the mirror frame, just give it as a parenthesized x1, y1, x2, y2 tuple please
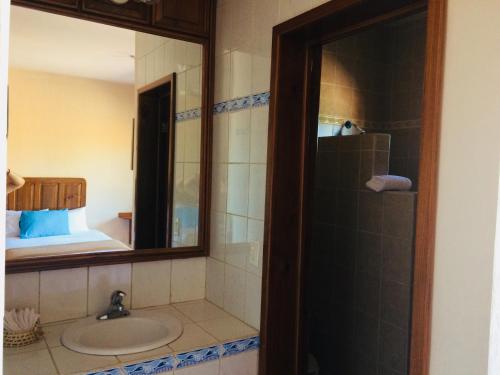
(6, 0, 215, 274)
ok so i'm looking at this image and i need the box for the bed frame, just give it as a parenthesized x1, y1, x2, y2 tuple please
(7, 177, 86, 211)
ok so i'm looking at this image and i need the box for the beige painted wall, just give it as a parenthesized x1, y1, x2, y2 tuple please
(7, 68, 135, 243)
(431, 1, 500, 374)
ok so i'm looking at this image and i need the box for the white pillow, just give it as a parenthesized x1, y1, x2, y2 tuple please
(6, 210, 22, 237)
(68, 207, 89, 233)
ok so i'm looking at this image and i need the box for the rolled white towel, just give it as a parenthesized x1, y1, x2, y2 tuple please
(366, 175, 412, 192)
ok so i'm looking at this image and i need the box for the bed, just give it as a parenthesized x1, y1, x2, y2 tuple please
(6, 177, 131, 261)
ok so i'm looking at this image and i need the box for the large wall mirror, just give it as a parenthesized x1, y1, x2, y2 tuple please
(5, 4, 213, 273)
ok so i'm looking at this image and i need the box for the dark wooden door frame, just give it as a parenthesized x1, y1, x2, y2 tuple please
(259, 1, 447, 374)
(135, 74, 176, 249)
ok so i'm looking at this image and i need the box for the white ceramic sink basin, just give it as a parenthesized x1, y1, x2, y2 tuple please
(61, 310, 183, 355)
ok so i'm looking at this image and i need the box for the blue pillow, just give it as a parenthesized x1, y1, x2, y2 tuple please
(19, 209, 70, 239)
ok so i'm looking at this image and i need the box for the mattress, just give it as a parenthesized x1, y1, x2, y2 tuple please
(6, 230, 131, 261)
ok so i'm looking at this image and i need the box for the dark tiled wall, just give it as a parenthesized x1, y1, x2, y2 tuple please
(307, 135, 416, 375)
(320, 13, 427, 191)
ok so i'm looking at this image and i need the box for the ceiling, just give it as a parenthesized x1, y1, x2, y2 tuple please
(9, 6, 135, 84)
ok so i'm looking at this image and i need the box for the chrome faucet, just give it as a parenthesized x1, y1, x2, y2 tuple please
(97, 290, 130, 320)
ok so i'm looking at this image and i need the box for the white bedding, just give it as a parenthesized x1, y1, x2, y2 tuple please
(6, 229, 112, 249)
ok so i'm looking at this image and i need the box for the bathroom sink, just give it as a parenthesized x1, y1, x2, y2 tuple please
(61, 309, 183, 355)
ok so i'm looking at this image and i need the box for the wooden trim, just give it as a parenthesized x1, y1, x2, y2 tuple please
(261, 1, 447, 374)
(11, 0, 209, 44)
(5, 1, 216, 273)
(410, 0, 447, 374)
(6, 247, 204, 274)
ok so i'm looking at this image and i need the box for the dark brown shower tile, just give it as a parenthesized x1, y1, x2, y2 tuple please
(374, 151, 390, 175)
(333, 265, 356, 307)
(316, 151, 339, 189)
(382, 192, 416, 239)
(407, 127, 421, 158)
(310, 222, 336, 256)
(360, 134, 376, 150)
(389, 129, 410, 158)
(379, 366, 403, 375)
(317, 135, 339, 152)
(375, 134, 391, 151)
(359, 151, 375, 188)
(381, 278, 411, 329)
(359, 191, 384, 233)
(353, 353, 379, 375)
(339, 135, 361, 152)
(357, 231, 382, 276)
(335, 227, 357, 270)
(313, 188, 336, 224)
(338, 151, 361, 188)
(336, 189, 359, 228)
(354, 311, 380, 361)
(389, 156, 408, 177)
(355, 271, 380, 318)
(382, 235, 413, 285)
(379, 322, 409, 373)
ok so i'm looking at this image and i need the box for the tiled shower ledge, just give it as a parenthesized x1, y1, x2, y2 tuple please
(3, 300, 259, 375)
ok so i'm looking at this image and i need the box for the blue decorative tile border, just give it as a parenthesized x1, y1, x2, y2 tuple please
(213, 92, 270, 114)
(123, 356, 175, 375)
(175, 107, 202, 122)
(87, 336, 260, 375)
(176, 345, 220, 368)
(87, 369, 122, 375)
(222, 336, 260, 357)
(175, 91, 271, 122)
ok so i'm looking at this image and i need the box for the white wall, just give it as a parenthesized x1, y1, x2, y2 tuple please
(431, 1, 500, 374)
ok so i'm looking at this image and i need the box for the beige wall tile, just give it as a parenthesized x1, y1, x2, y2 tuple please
(174, 300, 230, 322)
(211, 162, 228, 213)
(249, 106, 269, 164)
(131, 260, 171, 309)
(5, 272, 39, 311)
(198, 316, 258, 342)
(230, 51, 252, 98)
(224, 264, 246, 320)
(220, 350, 259, 375)
(228, 110, 251, 163)
(50, 345, 118, 374)
(87, 264, 131, 316)
(227, 165, 250, 216)
(210, 212, 226, 262)
(39, 268, 87, 324)
(171, 258, 206, 303)
(245, 272, 262, 329)
(248, 164, 266, 220)
(213, 113, 229, 163)
(206, 257, 225, 308)
(225, 214, 248, 269)
(215, 52, 231, 102)
(168, 323, 217, 352)
(183, 119, 201, 163)
(4, 349, 58, 375)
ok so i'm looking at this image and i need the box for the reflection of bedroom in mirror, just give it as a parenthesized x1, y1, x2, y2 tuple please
(6, 6, 203, 265)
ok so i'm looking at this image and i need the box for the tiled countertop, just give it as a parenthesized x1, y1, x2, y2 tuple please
(4, 300, 259, 375)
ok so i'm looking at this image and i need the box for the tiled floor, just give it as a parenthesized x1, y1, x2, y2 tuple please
(3, 299, 258, 375)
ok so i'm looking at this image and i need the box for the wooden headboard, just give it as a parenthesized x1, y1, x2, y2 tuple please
(7, 178, 86, 211)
